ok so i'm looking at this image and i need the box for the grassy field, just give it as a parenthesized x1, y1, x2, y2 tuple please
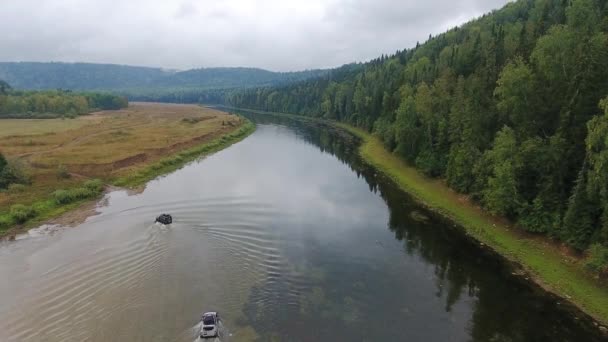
(0, 118, 93, 137)
(337, 123, 608, 326)
(0, 102, 252, 235)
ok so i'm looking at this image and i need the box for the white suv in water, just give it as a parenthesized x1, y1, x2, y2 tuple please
(199, 312, 220, 339)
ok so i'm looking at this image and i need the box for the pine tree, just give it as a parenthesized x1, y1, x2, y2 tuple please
(562, 161, 598, 249)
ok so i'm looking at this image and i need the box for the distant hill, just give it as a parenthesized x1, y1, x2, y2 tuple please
(0, 62, 328, 91)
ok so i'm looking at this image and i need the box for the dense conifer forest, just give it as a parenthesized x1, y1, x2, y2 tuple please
(226, 0, 608, 269)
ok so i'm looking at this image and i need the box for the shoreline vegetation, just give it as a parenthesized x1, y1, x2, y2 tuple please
(339, 123, 608, 328)
(224, 106, 608, 329)
(0, 104, 255, 238)
(220, 0, 608, 330)
(113, 119, 254, 188)
(224, 0, 608, 286)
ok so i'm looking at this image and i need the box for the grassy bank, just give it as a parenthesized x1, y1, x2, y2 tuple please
(0, 104, 256, 237)
(0, 180, 105, 234)
(337, 122, 608, 325)
(217, 106, 608, 325)
(114, 120, 255, 187)
(0, 122, 255, 236)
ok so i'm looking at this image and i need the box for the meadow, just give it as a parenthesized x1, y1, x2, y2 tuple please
(0, 102, 250, 235)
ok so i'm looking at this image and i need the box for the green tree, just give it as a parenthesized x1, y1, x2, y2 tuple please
(483, 127, 521, 217)
(394, 91, 423, 163)
(562, 97, 608, 249)
(0, 80, 11, 95)
(586, 98, 608, 204)
(566, 0, 600, 35)
(446, 142, 481, 193)
(562, 163, 598, 249)
(224, 0, 608, 256)
(585, 97, 608, 244)
(494, 57, 537, 135)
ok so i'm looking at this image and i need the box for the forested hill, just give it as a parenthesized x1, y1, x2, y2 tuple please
(0, 62, 327, 91)
(227, 0, 608, 264)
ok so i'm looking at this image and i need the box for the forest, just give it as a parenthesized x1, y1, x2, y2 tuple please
(226, 0, 608, 270)
(0, 63, 331, 104)
(0, 63, 328, 103)
(117, 87, 230, 104)
(0, 80, 128, 118)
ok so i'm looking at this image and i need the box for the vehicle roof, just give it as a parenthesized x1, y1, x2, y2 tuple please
(203, 312, 217, 316)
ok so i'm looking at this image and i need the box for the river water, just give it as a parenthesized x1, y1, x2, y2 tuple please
(0, 112, 603, 341)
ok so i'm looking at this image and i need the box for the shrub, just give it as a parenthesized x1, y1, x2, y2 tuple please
(32, 201, 53, 214)
(0, 153, 7, 173)
(0, 214, 12, 229)
(53, 183, 101, 205)
(7, 183, 26, 193)
(0, 156, 30, 189)
(181, 117, 203, 124)
(10, 204, 36, 224)
(84, 179, 104, 192)
(71, 187, 95, 199)
(57, 165, 70, 179)
(53, 189, 72, 204)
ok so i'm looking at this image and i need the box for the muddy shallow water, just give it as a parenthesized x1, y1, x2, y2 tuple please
(0, 113, 603, 341)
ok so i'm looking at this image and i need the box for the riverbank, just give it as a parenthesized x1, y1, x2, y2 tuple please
(222, 106, 608, 328)
(0, 103, 255, 238)
(113, 119, 255, 188)
(338, 123, 608, 328)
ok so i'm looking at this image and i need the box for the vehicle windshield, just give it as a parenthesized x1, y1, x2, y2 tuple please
(202, 315, 215, 325)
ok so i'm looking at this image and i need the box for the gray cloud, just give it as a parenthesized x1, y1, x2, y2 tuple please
(0, 0, 510, 71)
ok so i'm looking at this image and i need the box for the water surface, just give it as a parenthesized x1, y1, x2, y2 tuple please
(0, 112, 602, 341)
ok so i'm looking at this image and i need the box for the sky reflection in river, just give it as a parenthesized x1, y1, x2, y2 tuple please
(0, 113, 602, 341)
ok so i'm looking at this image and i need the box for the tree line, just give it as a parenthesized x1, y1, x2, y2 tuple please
(118, 87, 230, 104)
(0, 81, 128, 118)
(0, 62, 328, 93)
(226, 0, 608, 270)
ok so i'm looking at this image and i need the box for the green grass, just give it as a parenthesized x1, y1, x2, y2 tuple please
(338, 122, 608, 325)
(0, 185, 104, 233)
(113, 120, 255, 188)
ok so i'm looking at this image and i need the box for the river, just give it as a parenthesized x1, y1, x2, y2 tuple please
(0, 112, 603, 341)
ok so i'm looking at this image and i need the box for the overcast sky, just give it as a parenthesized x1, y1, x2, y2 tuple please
(1, 0, 510, 71)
